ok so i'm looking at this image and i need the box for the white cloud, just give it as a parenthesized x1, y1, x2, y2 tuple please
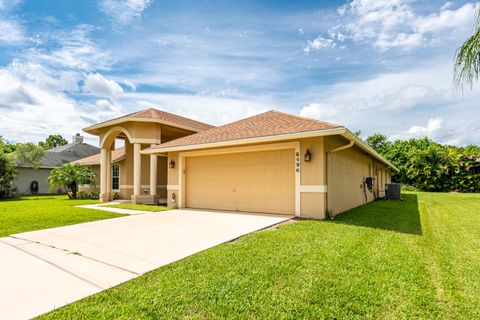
(121, 79, 136, 91)
(0, 71, 36, 109)
(0, 65, 110, 145)
(25, 25, 111, 72)
(99, 0, 152, 25)
(389, 117, 444, 140)
(0, 19, 25, 44)
(294, 56, 480, 146)
(83, 73, 124, 97)
(0, 0, 22, 11)
(303, 36, 336, 53)
(309, 0, 478, 52)
(415, 3, 476, 35)
(95, 99, 113, 110)
(299, 103, 340, 123)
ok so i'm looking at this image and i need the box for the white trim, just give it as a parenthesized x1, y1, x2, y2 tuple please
(120, 185, 167, 189)
(167, 184, 179, 190)
(300, 185, 327, 193)
(142, 127, 346, 154)
(112, 164, 120, 192)
(342, 129, 398, 171)
(178, 141, 301, 217)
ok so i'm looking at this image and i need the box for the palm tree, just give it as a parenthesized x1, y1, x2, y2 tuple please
(49, 163, 95, 199)
(454, 4, 480, 93)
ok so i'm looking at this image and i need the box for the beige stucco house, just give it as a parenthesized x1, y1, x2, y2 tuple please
(74, 108, 396, 219)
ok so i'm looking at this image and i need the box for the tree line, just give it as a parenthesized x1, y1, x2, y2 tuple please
(365, 134, 480, 193)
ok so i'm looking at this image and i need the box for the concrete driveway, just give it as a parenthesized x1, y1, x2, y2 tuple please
(0, 209, 291, 320)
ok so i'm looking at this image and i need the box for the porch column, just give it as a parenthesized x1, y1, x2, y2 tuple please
(105, 149, 112, 201)
(100, 148, 109, 202)
(150, 153, 158, 196)
(133, 143, 141, 198)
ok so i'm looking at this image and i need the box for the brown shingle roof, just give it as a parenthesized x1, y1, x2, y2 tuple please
(72, 147, 126, 166)
(148, 110, 342, 150)
(85, 108, 214, 133)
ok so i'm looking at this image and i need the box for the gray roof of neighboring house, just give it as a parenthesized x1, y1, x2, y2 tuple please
(15, 136, 100, 169)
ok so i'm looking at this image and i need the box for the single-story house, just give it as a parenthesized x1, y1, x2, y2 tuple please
(74, 108, 396, 218)
(14, 134, 99, 194)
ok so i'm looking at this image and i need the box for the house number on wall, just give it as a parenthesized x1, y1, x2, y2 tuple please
(295, 152, 300, 173)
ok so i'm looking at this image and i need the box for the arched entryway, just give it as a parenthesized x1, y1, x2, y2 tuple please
(99, 125, 162, 203)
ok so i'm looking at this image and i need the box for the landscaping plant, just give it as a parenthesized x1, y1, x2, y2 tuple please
(0, 154, 17, 198)
(366, 134, 480, 192)
(48, 163, 96, 199)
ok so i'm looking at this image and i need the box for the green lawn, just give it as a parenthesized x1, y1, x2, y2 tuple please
(104, 203, 172, 212)
(39, 192, 480, 319)
(0, 195, 123, 237)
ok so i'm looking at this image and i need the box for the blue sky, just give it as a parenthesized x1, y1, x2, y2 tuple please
(0, 0, 479, 146)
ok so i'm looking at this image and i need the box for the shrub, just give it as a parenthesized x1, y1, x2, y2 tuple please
(0, 154, 17, 198)
(113, 192, 120, 200)
(73, 191, 100, 200)
(366, 135, 480, 192)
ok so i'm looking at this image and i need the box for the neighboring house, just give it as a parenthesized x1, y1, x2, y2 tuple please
(74, 108, 397, 218)
(14, 134, 100, 194)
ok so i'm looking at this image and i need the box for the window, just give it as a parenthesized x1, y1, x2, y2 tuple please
(112, 164, 120, 191)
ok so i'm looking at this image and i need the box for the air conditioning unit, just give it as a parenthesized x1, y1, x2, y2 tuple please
(385, 183, 401, 200)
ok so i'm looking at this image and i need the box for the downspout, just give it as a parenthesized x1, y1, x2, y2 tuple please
(329, 139, 354, 153)
(325, 139, 355, 215)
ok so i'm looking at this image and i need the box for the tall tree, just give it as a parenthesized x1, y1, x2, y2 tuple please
(454, 4, 480, 92)
(13, 143, 45, 169)
(366, 133, 390, 155)
(38, 134, 68, 150)
(49, 164, 95, 199)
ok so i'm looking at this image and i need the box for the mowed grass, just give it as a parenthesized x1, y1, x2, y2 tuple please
(104, 203, 172, 212)
(39, 192, 480, 319)
(0, 195, 122, 237)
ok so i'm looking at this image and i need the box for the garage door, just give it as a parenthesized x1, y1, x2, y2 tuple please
(185, 149, 295, 215)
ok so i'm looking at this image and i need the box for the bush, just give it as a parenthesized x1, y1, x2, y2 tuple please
(72, 191, 100, 200)
(113, 192, 120, 200)
(366, 135, 480, 193)
(401, 185, 418, 192)
(0, 154, 17, 198)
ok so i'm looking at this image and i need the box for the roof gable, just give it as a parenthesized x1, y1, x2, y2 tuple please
(84, 108, 214, 134)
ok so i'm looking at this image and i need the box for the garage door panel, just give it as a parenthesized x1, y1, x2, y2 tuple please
(186, 149, 295, 215)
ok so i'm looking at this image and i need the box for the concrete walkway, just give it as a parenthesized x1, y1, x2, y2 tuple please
(75, 202, 147, 215)
(0, 209, 292, 319)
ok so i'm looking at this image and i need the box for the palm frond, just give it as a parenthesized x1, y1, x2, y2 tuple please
(454, 4, 480, 94)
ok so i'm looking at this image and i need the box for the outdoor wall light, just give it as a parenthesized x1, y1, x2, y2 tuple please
(169, 160, 176, 169)
(304, 148, 312, 162)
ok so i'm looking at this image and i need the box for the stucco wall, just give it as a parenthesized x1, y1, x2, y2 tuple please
(14, 168, 53, 194)
(325, 135, 378, 215)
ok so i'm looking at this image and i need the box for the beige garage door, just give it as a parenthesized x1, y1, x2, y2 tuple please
(185, 149, 295, 215)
